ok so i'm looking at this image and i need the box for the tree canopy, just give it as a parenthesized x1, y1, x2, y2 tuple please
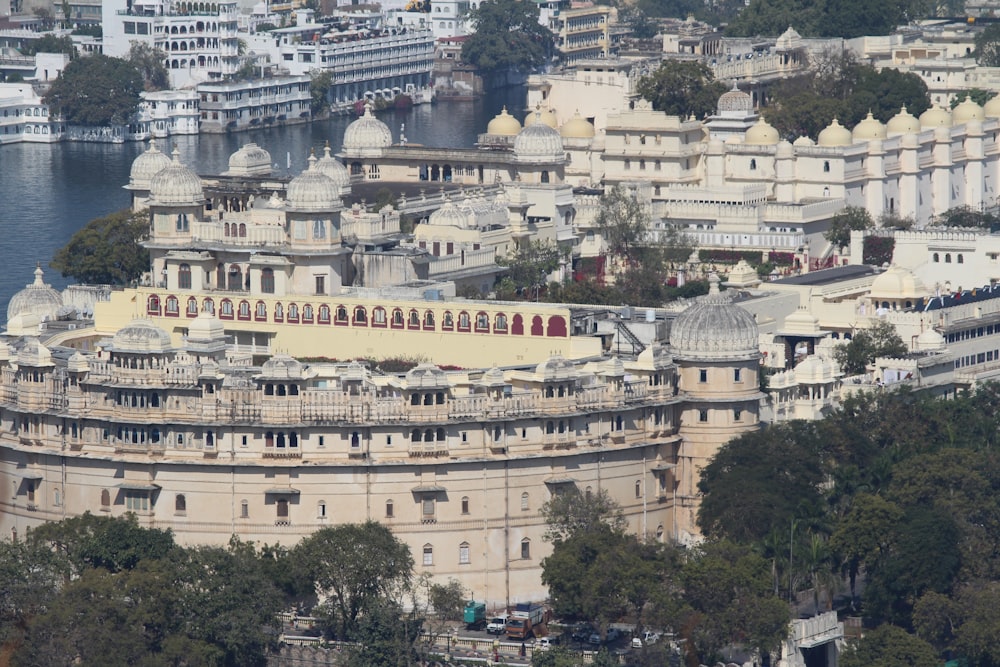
(127, 42, 169, 91)
(726, 0, 932, 38)
(51, 209, 150, 285)
(461, 0, 553, 79)
(636, 61, 727, 119)
(834, 319, 908, 375)
(824, 206, 873, 251)
(44, 54, 143, 126)
(975, 24, 1000, 67)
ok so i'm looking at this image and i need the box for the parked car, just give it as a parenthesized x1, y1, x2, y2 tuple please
(589, 628, 620, 645)
(535, 635, 561, 650)
(571, 624, 594, 643)
(632, 631, 661, 648)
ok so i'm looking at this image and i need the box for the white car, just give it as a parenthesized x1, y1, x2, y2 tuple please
(632, 631, 661, 648)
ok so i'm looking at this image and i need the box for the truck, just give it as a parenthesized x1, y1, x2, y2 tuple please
(486, 613, 508, 634)
(463, 600, 487, 631)
(505, 603, 549, 640)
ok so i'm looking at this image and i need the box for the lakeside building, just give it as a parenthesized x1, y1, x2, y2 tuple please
(195, 75, 311, 132)
(0, 81, 63, 144)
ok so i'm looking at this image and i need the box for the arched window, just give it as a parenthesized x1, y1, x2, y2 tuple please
(175, 494, 187, 513)
(186, 297, 198, 316)
(436, 427, 445, 441)
(260, 268, 275, 293)
(409, 309, 420, 327)
(411, 429, 421, 442)
(386, 499, 394, 518)
(423, 544, 434, 566)
(459, 542, 471, 565)
(100, 488, 110, 509)
(521, 492, 529, 511)
(635, 480, 641, 498)
(423, 310, 435, 328)
(461, 496, 470, 514)
(241, 500, 249, 518)
(946, 254, 952, 263)
(958, 254, 964, 264)
(354, 306, 367, 324)
(933, 253, 940, 262)
(520, 539, 531, 560)
(317, 501, 327, 518)
(318, 304, 331, 323)
(147, 295, 161, 315)
(749, 158, 757, 171)
(823, 160, 830, 173)
(255, 301, 267, 319)
(276, 498, 289, 519)
(392, 308, 404, 327)
(178, 263, 192, 289)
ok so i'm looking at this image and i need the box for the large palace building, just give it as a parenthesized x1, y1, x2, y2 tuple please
(0, 115, 763, 606)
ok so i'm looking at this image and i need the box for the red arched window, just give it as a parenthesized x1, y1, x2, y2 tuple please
(147, 295, 161, 316)
(512, 313, 524, 335)
(318, 305, 331, 323)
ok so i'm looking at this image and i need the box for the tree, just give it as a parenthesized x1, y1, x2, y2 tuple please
(295, 522, 414, 640)
(824, 207, 874, 251)
(834, 319, 908, 375)
(935, 205, 1000, 228)
(310, 69, 332, 115)
(0, 539, 67, 649)
(540, 487, 627, 543)
(636, 61, 727, 118)
(44, 54, 143, 126)
(51, 209, 150, 285)
(427, 579, 465, 620)
(127, 42, 169, 91)
(20, 34, 76, 57)
(726, 0, 923, 38)
(497, 240, 563, 299)
(595, 185, 651, 265)
(975, 24, 1000, 67)
(461, 0, 553, 80)
(839, 624, 938, 667)
(829, 493, 904, 609)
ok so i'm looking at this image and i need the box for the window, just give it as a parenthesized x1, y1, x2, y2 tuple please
(823, 160, 830, 173)
(312, 219, 326, 239)
(315, 275, 326, 295)
(635, 480, 641, 498)
(734, 408, 743, 421)
(958, 254, 964, 264)
(386, 499, 394, 518)
(699, 369, 707, 383)
(422, 498, 435, 519)
(459, 542, 470, 565)
(125, 491, 149, 512)
(423, 544, 434, 566)
(100, 488, 110, 509)
(241, 500, 249, 518)
(276, 498, 289, 520)
(260, 268, 275, 293)
(521, 539, 531, 560)
(176, 213, 189, 232)
(699, 409, 709, 422)
(178, 263, 192, 289)
(734, 368, 742, 382)
(318, 501, 327, 518)
(933, 253, 940, 262)
(749, 158, 757, 171)
(461, 496, 470, 514)
(521, 492, 529, 511)
(175, 494, 186, 513)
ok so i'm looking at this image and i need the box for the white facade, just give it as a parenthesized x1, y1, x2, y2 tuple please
(196, 75, 310, 132)
(0, 82, 63, 144)
(135, 88, 200, 138)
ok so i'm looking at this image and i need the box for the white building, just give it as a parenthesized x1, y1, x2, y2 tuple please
(195, 75, 311, 132)
(0, 82, 63, 144)
(134, 88, 200, 138)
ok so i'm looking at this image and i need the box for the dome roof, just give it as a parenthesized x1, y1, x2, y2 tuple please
(915, 328, 946, 352)
(717, 82, 753, 115)
(919, 105, 952, 128)
(534, 355, 578, 380)
(817, 118, 852, 146)
(792, 135, 814, 146)
(744, 117, 779, 145)
(781, 306, 820, 335)
(669, 274, 759, 361)
(187, 310, 226, 343)
(17, 338, 53, 367)
(427, 196, 469, 228)
(953, 95, 985, 124)
(342, 104, 392, 154)
(111, 319, 173, 354)
(226, 143, 272, 177)
(286, 153, 341, 211)
(524, 106, 558, 129)
(149, 147, 204, 206)
(513, 121, 565, 164)
(560, 111, 595, 139)
(852, 112, 887, 141)
(486, 106, 522, 136)
(67, 350, 89, 373)
(259, 354, 305, 379)
(315, 143, 351, 196)
(869, 265, 930, 299)
(128, 139, 172, 190)
(886, 106, 920, 135)
(405, 363, 449, 388)
(794, 355, 836, 383)
(7, 265, 62, 323)
(985, 93, 1000, 118)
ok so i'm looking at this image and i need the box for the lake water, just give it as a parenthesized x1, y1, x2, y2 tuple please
(0, 87, 526, 318)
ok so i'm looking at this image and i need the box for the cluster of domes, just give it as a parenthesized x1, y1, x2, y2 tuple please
(669, 274, 759, 361)
(286, 153, 342, 211)
(149, 147, 204, 207)
(128, 139, 173, 191)
(315, 143, 351, 196)
(869, 265, 930, 301)
(342, 104, 393, 155)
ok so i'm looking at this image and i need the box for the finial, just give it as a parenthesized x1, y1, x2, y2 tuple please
(171, 144, 181, 161)
(33, 262, 44, 286)
(708, 272, 720, 295)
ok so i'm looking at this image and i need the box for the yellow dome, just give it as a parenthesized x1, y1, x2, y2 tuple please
(919, 105, 952, 128)
(524, 105, 558, 129)
(886, 106, 920, 135)
(559, 111, 595, 139)
(744, 117, 779, 145)
(486, 106, 522, 136)
(869, 265, 930, 300)
(852, 112, 887, 141)
(985, 93, 1000, 118)
(817, 118, 852, 146)
(953, 95, 985, 124)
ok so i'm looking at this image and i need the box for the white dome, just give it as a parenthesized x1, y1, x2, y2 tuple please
(869, 265, 929, 300)
(260, 354, 305, 379)
(817, 118, 852, 146)
(534, 355, 578, 380)
(428, 196, 469, 227)
(226, 143, 272, 177)
(919, 105, 952, 129)
(128, 139, 172, 190)
(315, 144, 351, 196)
(886, 106, 920, 135)
(669, 274, 759, 361)
(286, 153, 341, 211)
(914, 328, 946, 352)
(7, 265, 62, 323)
(953, 95, 985, 124)
(513, 122, 565, 164)
(17, 338, 53, 367)
(792, 135, 814, 147)
(852, 112, 887, 141)
(111, 319, 173, 354)
(188, 310, 226, 343)
(342, 105, 392, 155)
(717, 82, 753, 115)
(149, 147, 204, 206)
(406, 363, 450, 387)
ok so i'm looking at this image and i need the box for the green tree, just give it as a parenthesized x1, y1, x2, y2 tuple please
(44, 54, 143, 126)
(0, 539, 67, 649)
(540, 487, 627, 543)
(127, 42, 169, 91)
(343, 601, 423, 667)
(51, 209, 150, 285)
(427, 579, 465, 620)
(839, 624, 938, 667)
(595, 185, 651, 265)
(829, 493, 904, 608)
(497, 240, 563, 299)
(310, 69, 332, 115)
(296, 522, 414, 640)
(935, 205, 1000, 228)
(975, 24, 1000, 67)
(636, 61, 727, 118)
(834, 319, 908, 375)
(461, 0, 553, 80)
(824, 207, 874, 250)
(21, 34, 76, 57)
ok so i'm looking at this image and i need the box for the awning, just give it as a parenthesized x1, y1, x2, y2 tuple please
(20, 472, 43, 481)
(116, 482, 161, 492)
(411, 485, 446, 493)
(264, 487, 301, 495)
(651, 463, 677, 472)
(544, 476, 577, 486)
